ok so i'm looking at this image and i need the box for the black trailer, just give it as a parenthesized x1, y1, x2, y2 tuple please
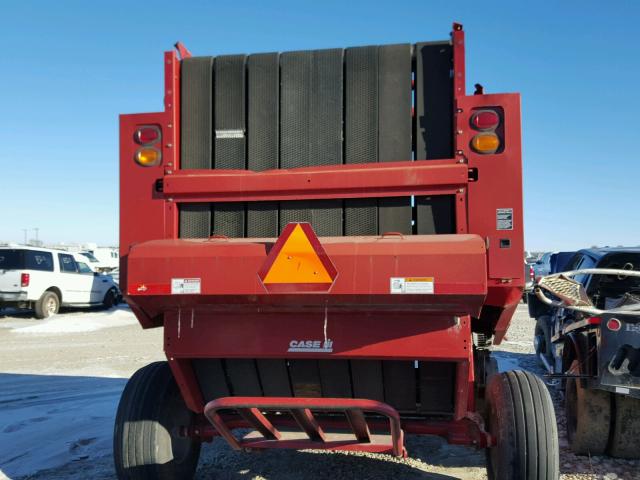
(530, 248, 640, 458)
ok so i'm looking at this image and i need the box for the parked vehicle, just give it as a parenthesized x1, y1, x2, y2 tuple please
(523, 260, 535, 301)
(81, 247, 119, 271)
(532, 251, 554, 281)
(0, 246, 120, 318)
(108, 267, 120, 286)
(114, 24, 558, 480)
(529, 247, 640, 458)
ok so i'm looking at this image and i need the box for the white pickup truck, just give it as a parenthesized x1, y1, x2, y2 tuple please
(0, 246, 120, 318)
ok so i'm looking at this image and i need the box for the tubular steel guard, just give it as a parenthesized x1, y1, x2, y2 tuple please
(203, 396, 406, 457)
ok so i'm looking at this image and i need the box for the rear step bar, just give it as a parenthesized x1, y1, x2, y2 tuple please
(203, 396, 407, 457)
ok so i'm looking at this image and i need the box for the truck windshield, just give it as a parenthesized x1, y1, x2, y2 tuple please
(0, 250, 22, 269)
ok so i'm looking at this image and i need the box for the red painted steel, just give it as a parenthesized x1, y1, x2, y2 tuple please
(183, 411, 492, 448)
(203, 397, 406, 457)
(162, 160, 468, 202)
(163, 312, 472, 360)
(127, 234, 487, 303)
(118, 23, 522, 451)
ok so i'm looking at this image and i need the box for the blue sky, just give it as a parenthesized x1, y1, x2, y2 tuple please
(0, 1, 638, 250)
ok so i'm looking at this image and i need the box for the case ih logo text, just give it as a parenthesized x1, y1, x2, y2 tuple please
(288, 339, 334, 353)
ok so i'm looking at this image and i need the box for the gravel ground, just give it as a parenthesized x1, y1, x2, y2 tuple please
(1, 303, 639, 479)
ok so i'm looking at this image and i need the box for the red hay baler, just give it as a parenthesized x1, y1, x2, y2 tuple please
(115, 23, 559, 480)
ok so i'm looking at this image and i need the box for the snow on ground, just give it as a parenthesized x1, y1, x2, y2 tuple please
(10, 308, 137, 334)
(0, 374, 125, 479)
(0, 305, 163, 479)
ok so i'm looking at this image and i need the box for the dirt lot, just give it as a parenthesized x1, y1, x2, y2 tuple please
(0, 304, 638, 480)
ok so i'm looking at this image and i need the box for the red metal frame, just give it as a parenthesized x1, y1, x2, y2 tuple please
(162, 160, 468, 202)
(204, 397, 406, 457)
(119, 23, 523, 453)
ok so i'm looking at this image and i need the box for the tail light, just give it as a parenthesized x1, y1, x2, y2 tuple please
(134, 125, 161, 145)
(470, 108, 502, 154)
(606, 318, 622, 332)
(471, 110, 500, 130)
(529, 265, 535, 281)
(471, 133, 500, 154)
(21, 273, 30, 287)
(135, 147, 162, 167)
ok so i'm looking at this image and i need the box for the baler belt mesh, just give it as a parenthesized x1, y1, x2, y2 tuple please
(179, 41, 454, 239)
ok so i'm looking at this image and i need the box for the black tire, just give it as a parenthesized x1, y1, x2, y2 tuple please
(534, 316, 553, 367)
(485, 370, 559, 480)
(103, 289, 117, 309)
(113, 362, 201, 480)
(608, 394, 640, 458)
(34, 290, 60, 319)
(564, 360, 611, 455)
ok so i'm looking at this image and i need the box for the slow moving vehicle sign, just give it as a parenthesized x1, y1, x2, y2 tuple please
(258, 223, 337, 292)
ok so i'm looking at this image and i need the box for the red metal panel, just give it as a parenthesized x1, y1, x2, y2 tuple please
(162, 160, 468, 202)
(163, 312, 471, 361)
(452, 23, 465, 100)
(167, 357, 205, 412)
(457, 93, 523, 285)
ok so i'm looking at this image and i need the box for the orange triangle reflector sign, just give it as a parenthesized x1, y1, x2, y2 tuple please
(258, 223, 337, 292)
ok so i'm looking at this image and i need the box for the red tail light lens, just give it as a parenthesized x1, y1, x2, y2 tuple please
(606, 318, 622, 332)
(134, 126, 161, 145)
(471, 110, 500, 130)
(529, 265, 535, 280)
(21, 273, 30, 287)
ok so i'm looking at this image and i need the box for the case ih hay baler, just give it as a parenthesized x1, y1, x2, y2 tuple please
(116, 24, 559, 480)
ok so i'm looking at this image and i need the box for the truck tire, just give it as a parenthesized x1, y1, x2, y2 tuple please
(565, 360, 610, 455)
(113, 362, 201, 480)
(485, 370, 559, 480)
(34, 291, 60, 319)
(608, 394, 640, 458)
(534, 316, 553, 367)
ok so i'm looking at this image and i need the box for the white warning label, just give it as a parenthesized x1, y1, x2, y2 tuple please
(215, 129, 245, 139)
(496, 208, 514, 231)
(171, 278, 201, 295)
(390, 277, 434, 294)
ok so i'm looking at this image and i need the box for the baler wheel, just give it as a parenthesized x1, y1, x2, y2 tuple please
(607, 394, 640, 458)
(564, 360, 610, 456)
(113, 362, 201, 480)
(485, 370, 559, 480)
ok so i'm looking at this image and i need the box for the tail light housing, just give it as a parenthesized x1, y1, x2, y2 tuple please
(134, 125, 162, 166)
(529, 265, 535, 281)
(470, 108, 503, 154)
(21, 273, 30, 287)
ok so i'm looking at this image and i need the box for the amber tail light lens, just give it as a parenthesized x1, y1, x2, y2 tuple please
(471, 133, 500, 154)
(135, 147, 162, 167)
